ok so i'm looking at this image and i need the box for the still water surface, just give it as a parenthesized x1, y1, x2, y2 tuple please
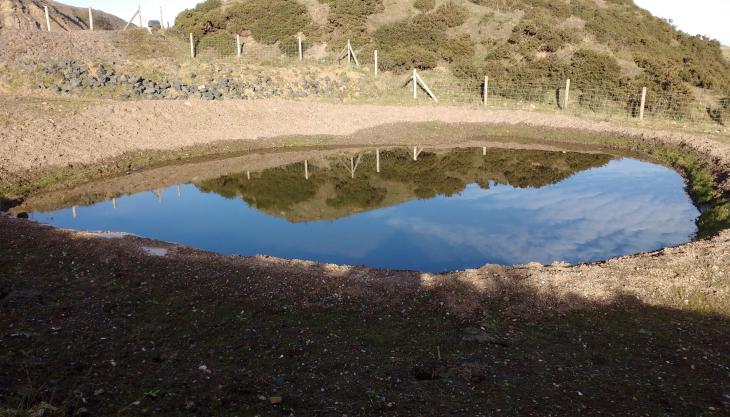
(28, 148, 699, 271)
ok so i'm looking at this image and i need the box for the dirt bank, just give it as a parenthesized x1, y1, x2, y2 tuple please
(2, 97, 730, 183)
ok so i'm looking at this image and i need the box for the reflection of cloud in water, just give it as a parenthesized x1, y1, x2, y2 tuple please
(383, 159, 699, 265)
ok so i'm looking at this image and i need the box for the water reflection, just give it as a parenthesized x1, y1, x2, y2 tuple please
(26, 147, 699, 272)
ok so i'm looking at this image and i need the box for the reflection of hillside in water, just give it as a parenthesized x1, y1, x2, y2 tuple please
(195, 148, 614, 222)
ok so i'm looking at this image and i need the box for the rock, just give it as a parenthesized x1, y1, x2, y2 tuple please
(462, 327, 505, 345)
(269, 396, 282, 404)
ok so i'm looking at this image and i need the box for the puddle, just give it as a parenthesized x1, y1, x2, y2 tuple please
(19, 146, 700, 272)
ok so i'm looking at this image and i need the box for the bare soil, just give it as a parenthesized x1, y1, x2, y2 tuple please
(1, 95, 730, 415)
(0, 29, 125, 63)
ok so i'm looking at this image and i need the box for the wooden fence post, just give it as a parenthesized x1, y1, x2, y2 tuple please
(160, 7, 164, 30)
(564, 78, 571, 109)
(44, 6, 51, 31)
(413, 69, 417, 99)
(374, 50, 378, 77)
(189, 33, 195, 58)
(414, 71, 438, 103)
(304, 160, 309, 180)
(298, 36, 303, 61)
(88, 8, 93, 30)
(347, 40, 352, 65)
(484, 75, 489, 106)
(639, 87, 647, 121)
(138, 4, 143, 28)
(376, 148, 380, 173)
(236, 34, 241, 58)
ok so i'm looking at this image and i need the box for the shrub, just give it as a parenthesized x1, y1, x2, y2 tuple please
(414, 0, 436, 12)
(226, 0, 313, 44)
(508, 19, 573, 53)
(175, 0, 314, 46)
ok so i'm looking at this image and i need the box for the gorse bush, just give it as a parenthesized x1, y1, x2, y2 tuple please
(374, 2, 472, 71)
(320, 0, 384, 48)
(414, 0, 436, 12)
(172, 0, 730, 116)
(175, 0, 314, 45)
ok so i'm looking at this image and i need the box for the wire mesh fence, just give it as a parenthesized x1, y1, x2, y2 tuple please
(13, 26, 730, 130)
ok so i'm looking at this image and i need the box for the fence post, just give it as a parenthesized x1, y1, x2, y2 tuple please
(413, 69, 417, 99)
(484, 75, 489, 106)
(298, 36, 303, 61)
(160, 7, 164, 30)
(347, 40, 352, 65)
(376, 148, 380, 173)
(44, 6, 51, 31)
(564, 78, 571, 109)
(138, 4, 143, 28)
(374, 50, 378, 77)
(88, 8, 93, 30)
(189, 33, 195, 58)
(639, 87, 647, 121)
(236, 34, 241, 58)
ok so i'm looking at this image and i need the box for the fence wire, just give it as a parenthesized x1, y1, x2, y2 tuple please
(22, 29, 730, 129)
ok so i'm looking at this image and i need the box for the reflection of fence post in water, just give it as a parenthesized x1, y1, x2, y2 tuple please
(112, 198, 116, 209)
(177, 185, 181, 197)
(349, 155, 362, 178)
(72, 206, 77, 219)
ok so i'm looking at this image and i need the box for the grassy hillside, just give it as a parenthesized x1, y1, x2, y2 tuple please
(174, 0, 730, 100)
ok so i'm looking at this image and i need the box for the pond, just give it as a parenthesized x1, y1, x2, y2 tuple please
(22, 146, 700, 272)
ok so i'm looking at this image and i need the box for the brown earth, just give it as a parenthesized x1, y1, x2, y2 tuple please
(0, 29, 125, 63)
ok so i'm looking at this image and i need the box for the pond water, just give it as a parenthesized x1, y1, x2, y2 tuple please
(25, 147, 700, 272)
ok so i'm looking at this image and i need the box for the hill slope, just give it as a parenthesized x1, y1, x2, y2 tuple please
(0, 0, 127, 31)
(175, 0, 730, 98)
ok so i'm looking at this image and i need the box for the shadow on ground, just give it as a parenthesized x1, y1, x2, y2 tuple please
(0, 216, 729, 416)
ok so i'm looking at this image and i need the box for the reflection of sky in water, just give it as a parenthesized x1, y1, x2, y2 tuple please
(30, 158, 699, 272)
